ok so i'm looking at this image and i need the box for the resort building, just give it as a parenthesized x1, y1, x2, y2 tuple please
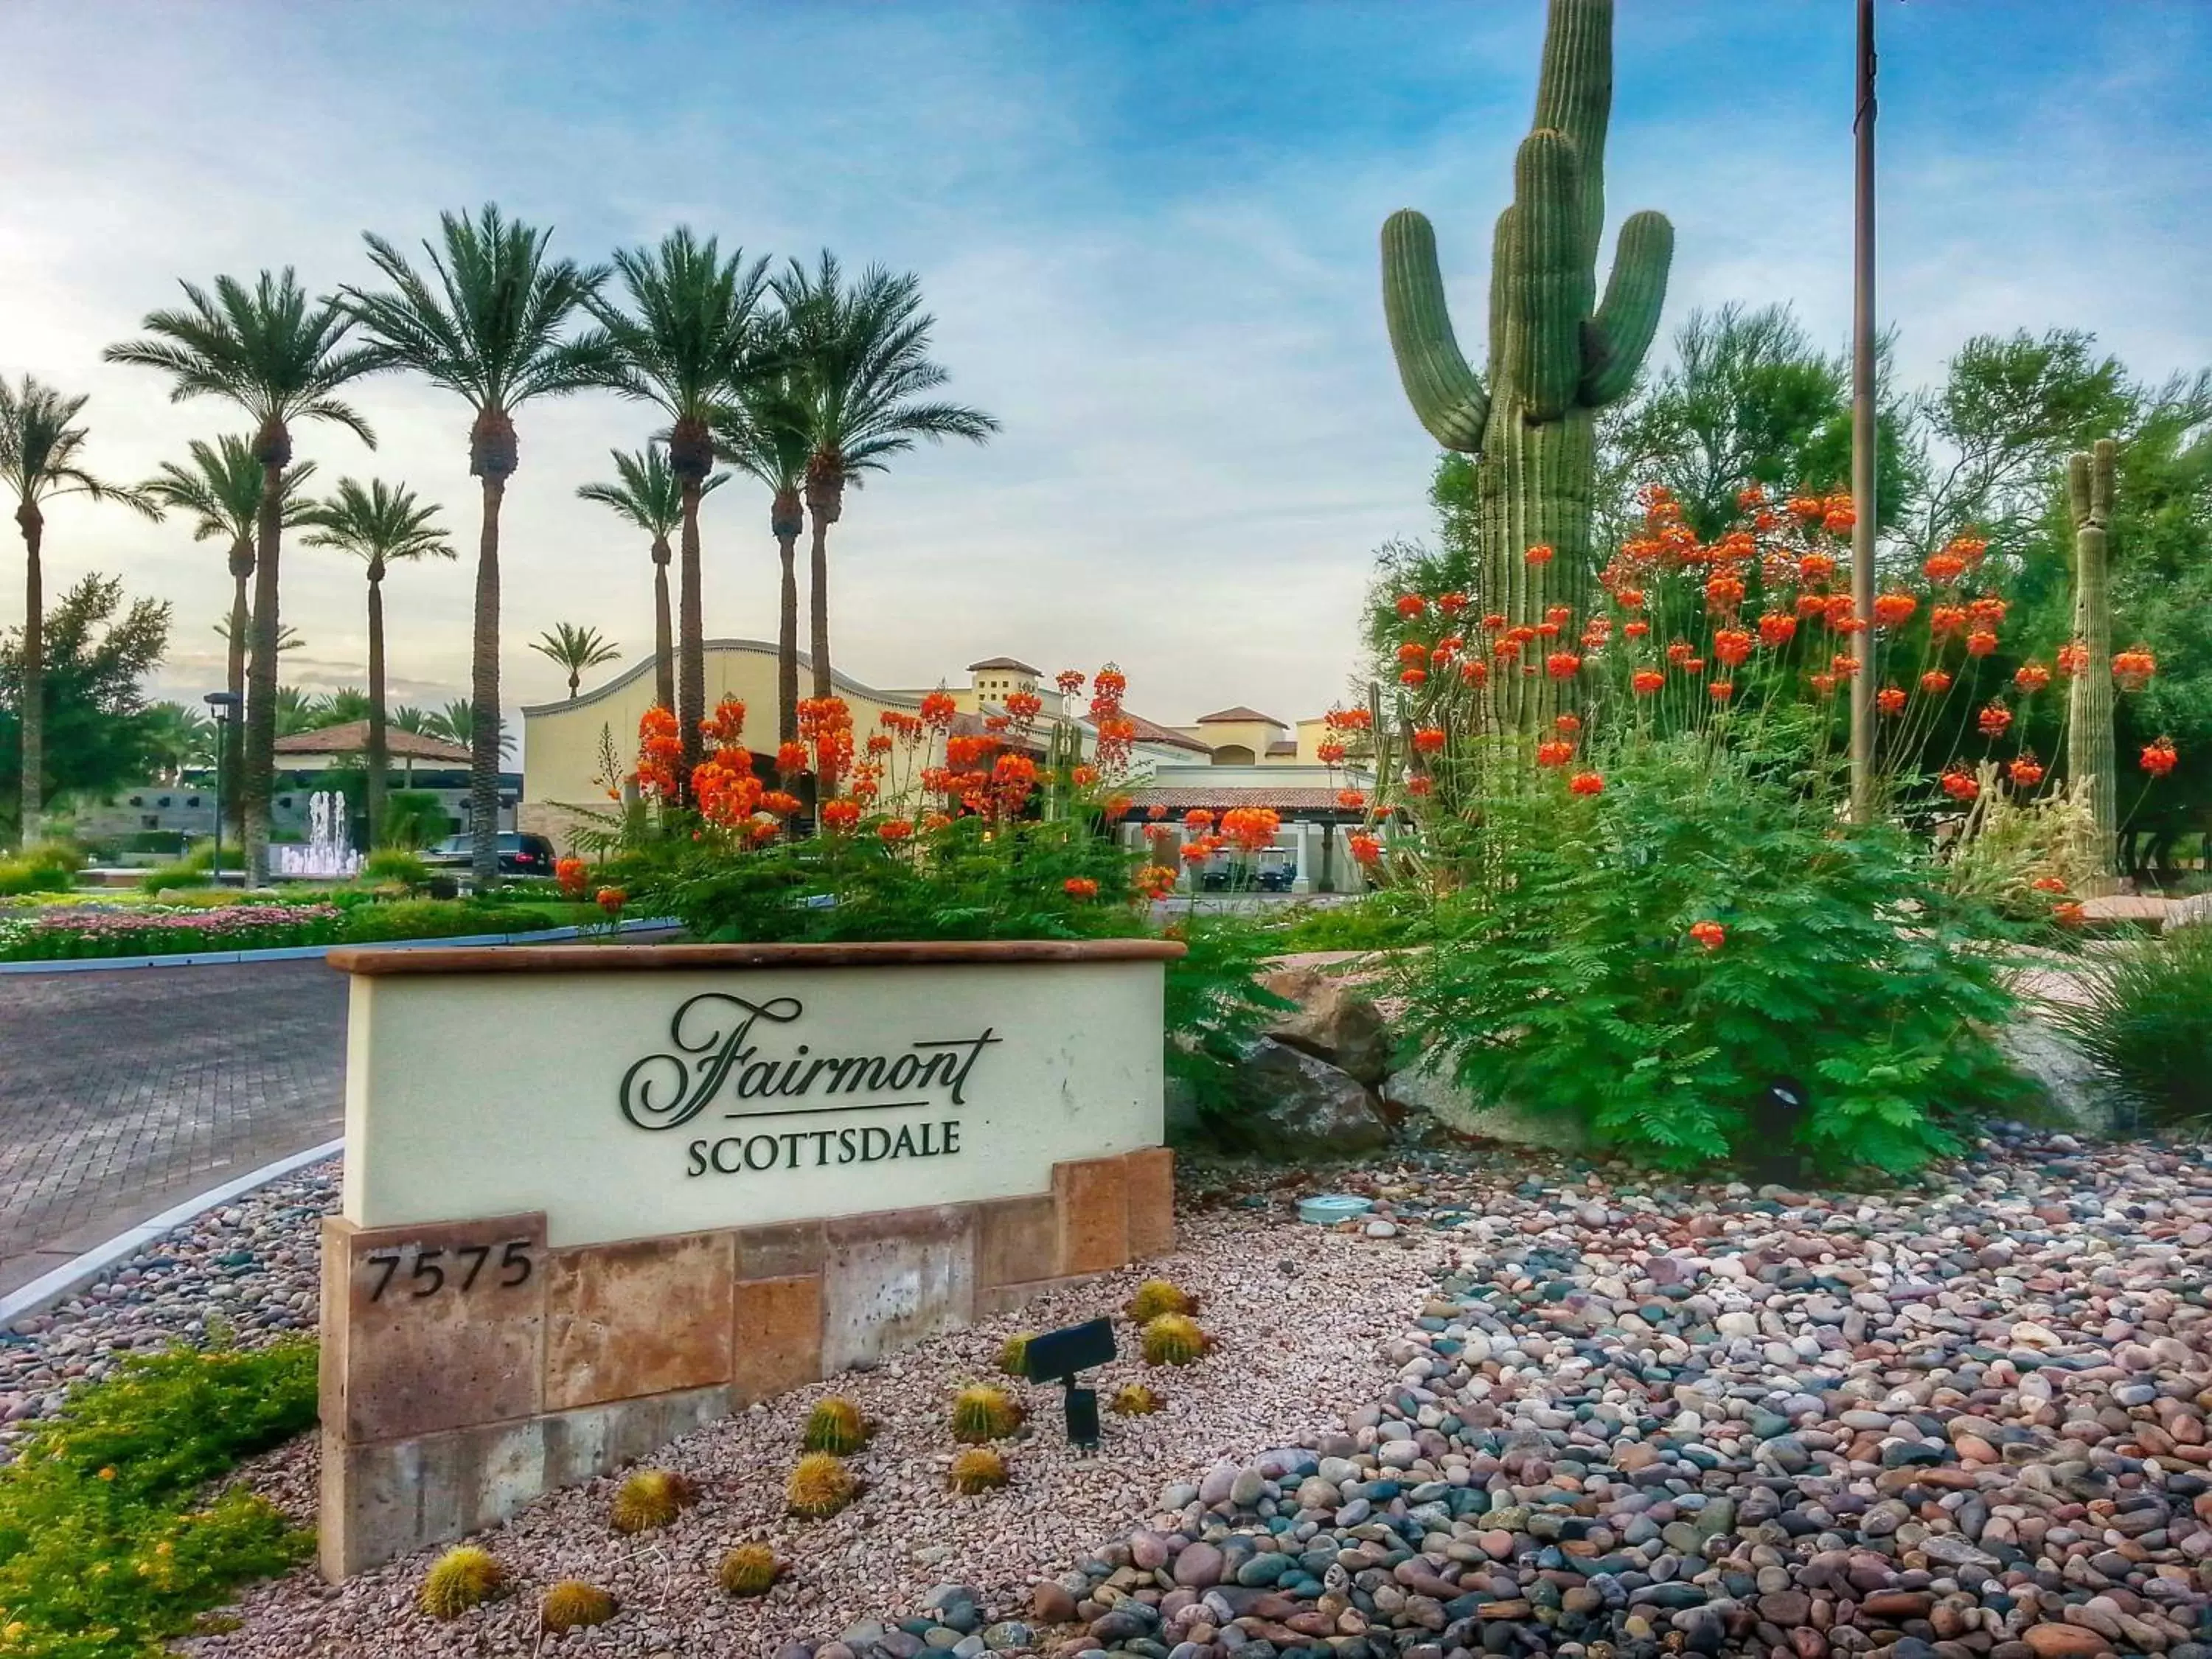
(519, 643, 1377, 891)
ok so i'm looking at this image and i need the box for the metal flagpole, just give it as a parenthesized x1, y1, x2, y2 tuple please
(1848, 0, 1879, 822)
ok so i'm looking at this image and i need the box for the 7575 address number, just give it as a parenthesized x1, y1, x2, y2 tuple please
(362, 1241, 533, 1301)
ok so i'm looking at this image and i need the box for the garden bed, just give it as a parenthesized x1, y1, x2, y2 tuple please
(12, 1128, 2212, 1659)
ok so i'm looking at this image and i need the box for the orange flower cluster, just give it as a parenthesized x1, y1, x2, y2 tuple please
(2008, 754, 2045, 788)
(2142, 736, 2179, 778)
(1336, 788, 1367, 810)
(2114, 646, 2158, 691)
(877, 818, 914, 843)
(1632, 669, 1664, 696)
(798, 698, 855, 790)
(1877, 686, 1907, 716)
(2056, 641, 2090, 677)
(1005, 689, 1043, 728)
(1977, 701, 2013, 740)
(1090, 663, 1135, 774)
(1348, 832, 1383, 866)
(818, 799, 860, 832)
(1545, 650, 1582, 681)
(1688, 920, 1725, 950)
(1568, 771, 1604, 796)
(1941, 766, 1980, 803)
(1872, 591, 1916, 628)
(1056, 669, 1085, 695)
(1921, 669, 1953, 695)
(1411, 726, 1447, 754)
(1220, 806, 1281, 852)
(919, 689, 958, 731)
(1535, 739, 1574, 768)
(634, 706, 683, 801)
(1134, 864, 1178, 900)
(595, 886, 625, 915)
(2013, 662, 2051, 693)
(1525, 543, 1554, 566)
(1063, 877, 1099, 900)
(555, 855, 588, 897)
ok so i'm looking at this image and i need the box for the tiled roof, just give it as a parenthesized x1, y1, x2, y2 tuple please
(1195, 706, 1285, 726)
(1118, 786, 1361, 813)
(967, 655, 1041, 675)
(273, 720, 470, 763)
(1265, 740, 1298, 757)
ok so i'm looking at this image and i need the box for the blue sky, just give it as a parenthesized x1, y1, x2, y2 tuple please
(4, 1, 2208, 739)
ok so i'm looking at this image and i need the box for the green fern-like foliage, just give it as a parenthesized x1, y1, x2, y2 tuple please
(418, 1546, 505, 1618)
(996, 1333, 1034, 1377)
(1124, 1279, 1194, 1323)
(801, 1396, 870, 1454)
(1395, 733, 2030, 1175)
(2047, 925, 2212, 1131)
(610, 1467, 693, 1534)
(949, 1383, 1023, 1444)
(540, 1580, 616, 1632)
(948, 1447, 1009, 1494)
(1140, 1313, 1208, 1367)
(1110, 1382, 1164, 1416)
(787, 1452, 858, 1518)
(718, 1543, 780, 1597)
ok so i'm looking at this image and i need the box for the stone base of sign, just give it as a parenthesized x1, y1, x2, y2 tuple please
(319, 1146, 1175, 1578)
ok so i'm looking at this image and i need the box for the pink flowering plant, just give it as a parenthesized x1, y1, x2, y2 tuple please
(0, 903, 345, 962)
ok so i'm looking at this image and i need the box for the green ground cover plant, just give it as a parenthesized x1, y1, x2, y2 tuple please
(1397, 735, 2032, 1175)
(0, 1343, 316, 1658)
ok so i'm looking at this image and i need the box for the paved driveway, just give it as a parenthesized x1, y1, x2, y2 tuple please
(0, 961, 347, 1298)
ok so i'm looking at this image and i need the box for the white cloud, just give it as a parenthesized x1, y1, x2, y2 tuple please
(2, 0, 2206, 762)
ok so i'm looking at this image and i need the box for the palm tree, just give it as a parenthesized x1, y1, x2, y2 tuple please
(105, 270, 380, 879)
(771, 252, 998, 699)
(389, 705, 434, 735)
(712, 380, 811, 744)
(339, 205, 611, 886)
(142, 701, 216, 782)
(582, 228, 771, 785)
(0, 377, 162, 842)
(302, 479, 456, 844)
(144, 434, 316, 832)
(576, 445, 724, 714)
(275, 686, 331, 737)
(530, 622, 622, 700)
(428, 698, 512, 758)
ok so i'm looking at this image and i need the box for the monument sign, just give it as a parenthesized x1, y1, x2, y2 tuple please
(318, 939, 1180, 1576)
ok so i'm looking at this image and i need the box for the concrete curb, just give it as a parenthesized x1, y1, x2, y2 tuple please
(0, 916, 679, 975)
(0, 1137, 344, 1333)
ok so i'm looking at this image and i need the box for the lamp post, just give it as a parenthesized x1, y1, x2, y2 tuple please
(1848, 0, 1879, 823)
(204, 692, 240, 880)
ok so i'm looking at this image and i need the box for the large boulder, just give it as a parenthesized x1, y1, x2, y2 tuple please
(1228, 1037, 1390, 1157)
(1382, 1051, 1587, 1150)
(1259, 962, 1394, 1084)
(1995, 1017, 2121, 1138)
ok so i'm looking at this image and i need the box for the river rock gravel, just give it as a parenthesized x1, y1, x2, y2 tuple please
(17, 1130, 2212, 1659)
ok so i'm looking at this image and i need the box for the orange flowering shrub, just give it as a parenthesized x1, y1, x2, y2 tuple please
(555, 856, 589, 898)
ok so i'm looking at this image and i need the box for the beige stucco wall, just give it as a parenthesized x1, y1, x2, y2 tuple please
(340, 956, 1167, 1248)
(1172, 717, 1287, 765)
(521, 640, 928, 810)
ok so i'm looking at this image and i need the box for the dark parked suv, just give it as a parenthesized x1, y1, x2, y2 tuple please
(423, 832, 558, 877)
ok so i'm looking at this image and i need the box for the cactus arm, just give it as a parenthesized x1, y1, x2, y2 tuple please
(2066, 451, 2093, 530)
(1579, 209, 1674, 407)
(1381, 209, 1489, 452)
(1505, 130, 1589, 422)
(1531, 0, 1614, 264)
(2091, 435, 2115, 521)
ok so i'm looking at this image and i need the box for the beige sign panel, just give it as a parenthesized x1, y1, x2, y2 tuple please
(339, 945, 1169, 1248)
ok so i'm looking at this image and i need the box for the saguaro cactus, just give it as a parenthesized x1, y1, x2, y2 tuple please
(1382, 0, 1672, 727)
(2066, 438, 2118, 888)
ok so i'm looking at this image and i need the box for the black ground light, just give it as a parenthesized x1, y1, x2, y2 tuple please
(1020, 1317, 1116, 1447)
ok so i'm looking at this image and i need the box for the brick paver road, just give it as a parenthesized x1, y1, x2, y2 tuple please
(0, 961, 347, 1298)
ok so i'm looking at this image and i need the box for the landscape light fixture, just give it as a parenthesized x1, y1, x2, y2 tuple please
(1019, 1316, 1117, 1447)
(204, 691, 241, 877)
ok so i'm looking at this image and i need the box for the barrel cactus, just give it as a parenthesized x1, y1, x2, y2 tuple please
(997, 1333, 1034, 1378)
(1382, 0, 1672, 731)
(949, 1447, 1010, 1495)
(718, 1543, 780, 1597)
(418, 1545, 505, 1618)
(801, 1395, 870, 1455)
(1140, 1313, 1208, 1367)
(1124, 1279, 1195, 1323)
(540, 1580, 616, 1632)
(950, 1383, 1023, 1444)
(2067, 439, 2118, 889)
(787, 1451, 858, 1518)
(611, 1467, 693, 1533)
(1110, 1382, 1164, 1416)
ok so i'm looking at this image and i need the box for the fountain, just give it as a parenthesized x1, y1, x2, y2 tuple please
(271, 790, 364, 880)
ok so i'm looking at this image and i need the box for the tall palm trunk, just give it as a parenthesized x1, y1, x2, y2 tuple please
(364, 559, 387, 848)
(804, 462, 843, 702)
(224, 538, 251, 841)
(244, 420, 291, 883)
(677, 477, 705, 786)
(14, 504, 43, 844)
(650, 534, 675, 714)
(773, 486, 803, 744)
(468, 407, 516, 890)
